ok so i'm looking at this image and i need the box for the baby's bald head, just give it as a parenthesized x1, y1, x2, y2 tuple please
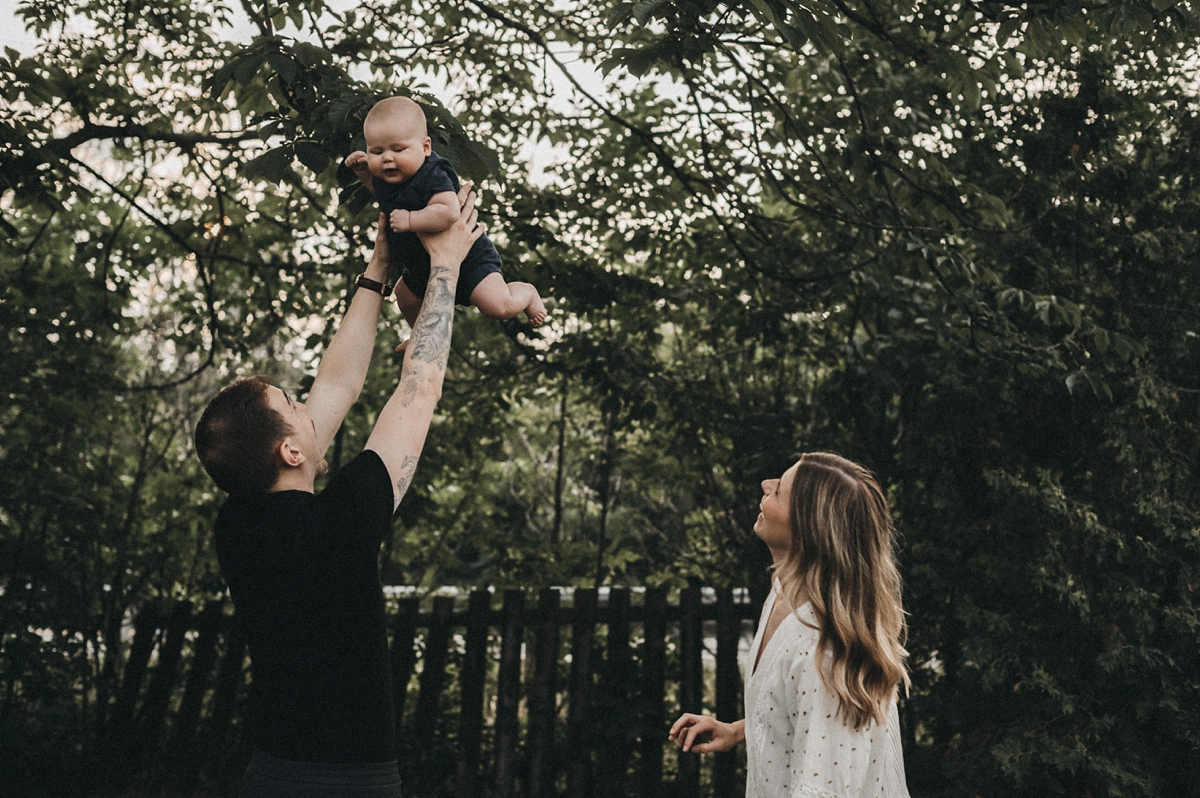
(364, 96, 427, 140)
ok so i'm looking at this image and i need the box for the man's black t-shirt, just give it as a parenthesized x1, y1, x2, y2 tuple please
(214, 450, 396, 763)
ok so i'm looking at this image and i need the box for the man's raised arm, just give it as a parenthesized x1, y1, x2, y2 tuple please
(305, 216, 393, 452)
(366, 186, 482, 510)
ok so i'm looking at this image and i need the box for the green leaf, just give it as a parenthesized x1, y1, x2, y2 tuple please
(744, 0, 785, 29)
(294, 141, 329, 173)
(292, 42, 330, 68)
(208, 60, 237, 93)
(632, 0, 657, 25)
(339, 183, 374, 216)
(997, 14, 1023, 45)
(232, 53, 265, 86)
(241, 146, 293, 183)
(776, 21, 809, 50)
(1036, 299, 1052, 326)
(962, 76, 981, 110)
(606, 3, 634, 28)
(1110, 333, 1141, 359)
(1000, 50, 1025, 78)
(1085, 371, 1114, 401)
(328, 93, 368, 128)
(266, 52, 299, 85)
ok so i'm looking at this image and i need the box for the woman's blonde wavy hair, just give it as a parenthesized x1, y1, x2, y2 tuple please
(775, 452, 910, 730)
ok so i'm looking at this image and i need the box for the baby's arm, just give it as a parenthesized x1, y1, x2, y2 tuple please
(344, 151, 375, 196)
(389, 190, 459, 234)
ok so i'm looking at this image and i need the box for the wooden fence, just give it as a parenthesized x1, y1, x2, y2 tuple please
(103, 586, 764, 797)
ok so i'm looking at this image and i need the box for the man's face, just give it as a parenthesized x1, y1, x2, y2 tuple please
(364, 120, 431, 185)
(266, 386, 328, 477)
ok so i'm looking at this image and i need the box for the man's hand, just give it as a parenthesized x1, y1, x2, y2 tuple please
(369, 213, 390, 268)
(418, 183, 482, 269)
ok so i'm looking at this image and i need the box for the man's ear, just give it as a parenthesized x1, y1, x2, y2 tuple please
(277, 437, 306, 468)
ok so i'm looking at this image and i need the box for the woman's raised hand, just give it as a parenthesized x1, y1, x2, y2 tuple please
(668, 713, 745, 754)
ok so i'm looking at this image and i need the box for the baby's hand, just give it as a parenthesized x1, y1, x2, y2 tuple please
(389, 208, 411, 234)
(344, 151, 370, 175)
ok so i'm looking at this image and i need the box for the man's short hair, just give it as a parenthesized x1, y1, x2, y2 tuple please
(195, 376, 293, 495)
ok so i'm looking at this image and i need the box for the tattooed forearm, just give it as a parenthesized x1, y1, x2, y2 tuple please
(408, 269, 456, 368)
(394, 455, 420, 508)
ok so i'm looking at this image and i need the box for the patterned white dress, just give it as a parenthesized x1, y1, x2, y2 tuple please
(743, 581, 910, 798)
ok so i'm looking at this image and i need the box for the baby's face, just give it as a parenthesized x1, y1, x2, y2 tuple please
(364, 120, 430, 184)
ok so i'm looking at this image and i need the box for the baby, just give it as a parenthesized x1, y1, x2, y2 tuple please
(344, 97, 546, 332)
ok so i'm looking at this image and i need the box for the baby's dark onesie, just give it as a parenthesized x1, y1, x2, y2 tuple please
(372, 152, 502, 306)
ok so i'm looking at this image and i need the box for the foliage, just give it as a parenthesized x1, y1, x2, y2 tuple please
(2, 0, 1200, 795)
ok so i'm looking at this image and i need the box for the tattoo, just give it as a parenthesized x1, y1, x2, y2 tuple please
(408, 269, 456, 368)
(396, 370, 421, 407)
(394, 455, 420, 506)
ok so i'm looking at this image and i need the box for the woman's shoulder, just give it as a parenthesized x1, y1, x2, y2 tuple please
(784, 600, 821, 647)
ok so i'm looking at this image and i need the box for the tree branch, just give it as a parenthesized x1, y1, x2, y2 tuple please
(47, 121, 258, 157)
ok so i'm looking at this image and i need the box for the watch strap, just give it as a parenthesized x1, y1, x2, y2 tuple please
(355, 273, 393, 297)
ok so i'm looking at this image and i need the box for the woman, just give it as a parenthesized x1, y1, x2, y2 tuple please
(669, 453, 910, 797)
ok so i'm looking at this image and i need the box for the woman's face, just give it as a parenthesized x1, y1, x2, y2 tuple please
(755, 460, 799, 561)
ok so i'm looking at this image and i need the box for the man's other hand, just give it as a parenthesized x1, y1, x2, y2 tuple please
(418, 183, 482, 272)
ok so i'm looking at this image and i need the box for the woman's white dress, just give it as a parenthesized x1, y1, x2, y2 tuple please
(743, 582, 910, 798)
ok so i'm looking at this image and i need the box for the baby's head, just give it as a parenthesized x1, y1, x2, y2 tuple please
(363, 97, 431, 185)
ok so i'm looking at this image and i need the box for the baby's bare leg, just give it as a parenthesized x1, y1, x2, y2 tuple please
(392, 278, 423, 351)
(470, 273, 547, 326)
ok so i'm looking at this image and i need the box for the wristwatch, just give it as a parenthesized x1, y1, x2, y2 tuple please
(355, 273, 393, 297)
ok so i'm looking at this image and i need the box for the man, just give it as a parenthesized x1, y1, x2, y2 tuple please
(194, 186, 481, 796)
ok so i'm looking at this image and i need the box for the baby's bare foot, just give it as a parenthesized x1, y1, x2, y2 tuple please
(394, 338, 410, 354)
(526, 292, 547, 327)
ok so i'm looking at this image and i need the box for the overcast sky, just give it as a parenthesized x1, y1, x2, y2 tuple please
(1, 0, 40, 53)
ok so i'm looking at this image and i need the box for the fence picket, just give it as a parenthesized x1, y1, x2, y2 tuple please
(639, 587, 667, 798)
(492, 589, 525, 798)
(411, 595, 455, 794)
(105, 608, 160, 783)
(390, 596, 420, 742)
(198, 616, 245, 783)
(109, 609, 159, 736)
(527, 587, 561, 798)
(136, 599, 193, 766)
(714, 588, 741, 798)
(599, 587, 633, 793)
(454, 590, 490, 798)
(163, 602, 224, 785)
(566, 588, 598, 798)
(678, 587, 704, 794)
